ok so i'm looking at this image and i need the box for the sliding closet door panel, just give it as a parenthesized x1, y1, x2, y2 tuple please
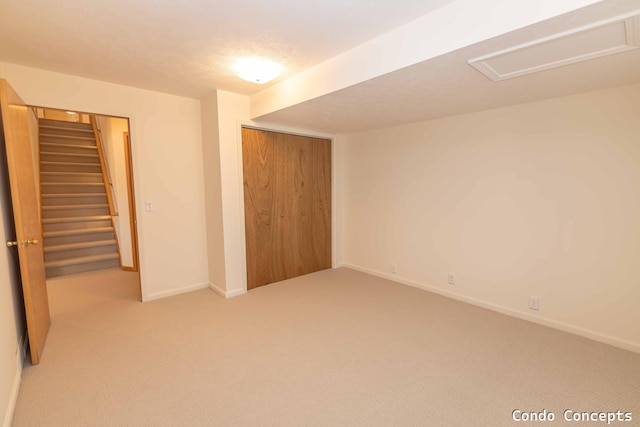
(242, 128, 331, 290)
(242, 128, 276, 290)
(312, 138, 331, 270)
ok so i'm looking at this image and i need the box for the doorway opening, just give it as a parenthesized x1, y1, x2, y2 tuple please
(32, 107, 141, 299)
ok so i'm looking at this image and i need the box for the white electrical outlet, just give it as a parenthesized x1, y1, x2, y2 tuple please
(391, 263, 397, 274)
(448, 273, 456, 285)
(529, 296, 540, 311)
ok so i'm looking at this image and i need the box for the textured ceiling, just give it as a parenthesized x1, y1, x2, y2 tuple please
(0, 0, 452, 98)
(1, 0, 639, 134)
(256, 1, 640, 132)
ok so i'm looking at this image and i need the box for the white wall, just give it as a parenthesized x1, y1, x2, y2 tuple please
(0, 192, 23, 427)
(200, 92, 227, 292)
(213, 90, 251, 297)
(341, 84, 640, 353)
(0, 62, 209, 301)
(97, 116, 133, 268)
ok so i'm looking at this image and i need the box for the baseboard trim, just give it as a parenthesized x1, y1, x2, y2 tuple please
(143, 282, 209, 302)
(341, 263, 640, 354)
(209, 283, 246, 299)
(3, 350, 22, 427)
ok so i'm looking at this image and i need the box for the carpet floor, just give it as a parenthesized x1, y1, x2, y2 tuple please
(11, 267, 640, 426)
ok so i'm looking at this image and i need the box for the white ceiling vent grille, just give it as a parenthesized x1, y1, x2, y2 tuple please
(469, 14, 640, 81)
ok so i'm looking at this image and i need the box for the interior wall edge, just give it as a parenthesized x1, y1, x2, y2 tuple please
(142, 282, 209, 302)
(208, 282, 226, 298)
(332, 134, 345, 268)
(208, 282, 246, 299)
(339, 263, 640, 355)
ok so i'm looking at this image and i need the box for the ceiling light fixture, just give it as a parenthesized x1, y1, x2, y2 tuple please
(234, 57, 283, 84)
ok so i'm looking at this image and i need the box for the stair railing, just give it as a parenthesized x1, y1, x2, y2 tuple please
(89, 115, 118, 216)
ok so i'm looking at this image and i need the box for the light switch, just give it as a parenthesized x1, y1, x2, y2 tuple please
(145, 201, 154, 212)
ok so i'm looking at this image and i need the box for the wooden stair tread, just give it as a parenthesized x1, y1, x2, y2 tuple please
(39, 127, 93, 134)
(45, 253, 119, 268)
(39, 123, 93, 131)
(40, 151, 99, 158)
(39, 133, 95, 141)
(42, 193, 105, 198)
(44, 227, 114, 237)
(40, 142, 97, 150)
(40, 161, 101, 167)
(41, 171, 102, 176)
(42, 215, 112, 224)
(41, 174, 104, 185)
(43, 205, 108, 212)
(40, 128, 94, 134)
(41, 182, 104, 187)
(43, 204, 109, 210)
(44, 239, 117, 252)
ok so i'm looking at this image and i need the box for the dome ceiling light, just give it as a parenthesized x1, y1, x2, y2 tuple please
(234, 57, 283, 84)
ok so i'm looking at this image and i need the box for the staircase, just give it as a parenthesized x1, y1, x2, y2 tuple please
(39, 118, 121, 278)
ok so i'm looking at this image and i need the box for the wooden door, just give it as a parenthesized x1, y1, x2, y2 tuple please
(242, 128, 331, 290)
(123, 131, 140, 276)
(0, 79, 50, 364)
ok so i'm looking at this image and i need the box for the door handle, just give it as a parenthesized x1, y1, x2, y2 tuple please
(6, 239, 38, 248)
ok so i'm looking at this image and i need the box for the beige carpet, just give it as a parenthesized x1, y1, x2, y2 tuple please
(11, 267, 640, 426)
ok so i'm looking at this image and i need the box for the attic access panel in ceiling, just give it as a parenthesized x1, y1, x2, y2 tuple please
(469, 14, 640, 81)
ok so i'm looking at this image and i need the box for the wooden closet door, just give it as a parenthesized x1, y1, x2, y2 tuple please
(242, 128, 331, 290)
